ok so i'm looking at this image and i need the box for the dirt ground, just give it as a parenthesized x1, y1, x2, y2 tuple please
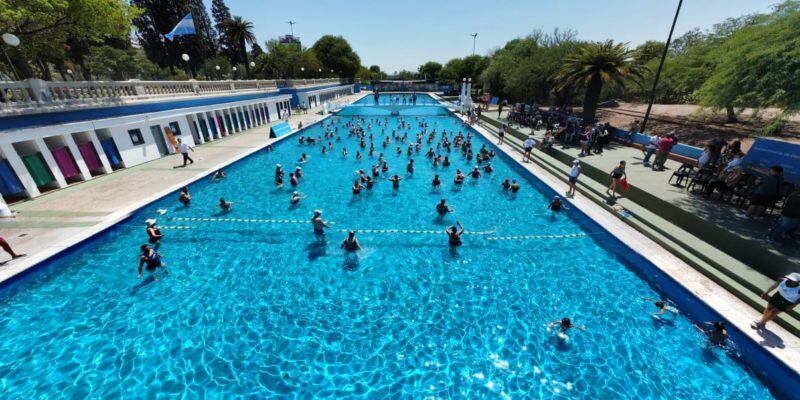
(596, 102, 800, 150)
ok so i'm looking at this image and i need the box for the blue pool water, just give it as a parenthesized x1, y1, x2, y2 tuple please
(0, 94, 789, 398)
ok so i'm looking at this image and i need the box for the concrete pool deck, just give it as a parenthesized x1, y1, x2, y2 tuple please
(0, 93, 366, 284)
(465, 114, 800, 376)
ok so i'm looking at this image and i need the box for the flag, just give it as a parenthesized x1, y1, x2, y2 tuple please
(164, 13, 196, 41)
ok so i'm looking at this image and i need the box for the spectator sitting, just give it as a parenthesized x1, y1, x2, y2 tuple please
(769, 189, 800, 244)
(741, 166, 784, 219)
(703, 167, 744, 198)
(542, 131, 555, 153)
(724, 152, 745, 172)
(697, 144, 714, 170)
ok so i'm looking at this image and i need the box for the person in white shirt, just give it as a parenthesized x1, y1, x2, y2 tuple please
(753, 272, 800, 329)
(642, 134, 660, 167)
(567, 159, 581, 198)
(523, 136, 536, 163)
(725, 152, 744, 171)
(176, 138, 194, 166)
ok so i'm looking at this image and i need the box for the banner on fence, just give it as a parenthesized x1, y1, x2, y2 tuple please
(743, 138, 800, 184)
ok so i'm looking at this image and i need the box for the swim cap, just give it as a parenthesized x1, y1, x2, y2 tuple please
(314, 209, 322, 215)
(145, 219, 156, 226)
(293, 191, 298, 195)
(276, 164, 282, 167)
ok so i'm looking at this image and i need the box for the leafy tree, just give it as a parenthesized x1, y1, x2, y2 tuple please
(439, 55, 489, 86)
(253, 40, 321, 79)
(85, 45, 158, 80)
(250, 42, 264, 59)
(226, 16, 256, 78)
(418, 61, 442, 81)
(632, 41, 665, 64)
(697, 1, 800, 116)
(0, 0, 136, 79)
(554, 41, 647, 123)
(211, 0, 233, 58)
(311, 35, 361, 77)
(132, 0, 209, 76)
(188, 0, 218, 57)
(199, 56, 231, 79)
(395, 70, 417, 80)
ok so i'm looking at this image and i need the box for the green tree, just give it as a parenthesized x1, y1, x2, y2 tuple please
(554, 41, 647, 123)
(199, 56, 231, 79)
(632, 40, 665, 64)
(85, 45, 158, 80)
(311, 35, 361, 77)
(211, 0, 233, 59)
(0, 0, 136, 79)
(418, 61, 442, 81)
(226, 16, 256, 78)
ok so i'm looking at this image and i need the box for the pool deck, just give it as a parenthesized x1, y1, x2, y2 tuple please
(0, 93, 365, 284)
(464, 112, 800, 376)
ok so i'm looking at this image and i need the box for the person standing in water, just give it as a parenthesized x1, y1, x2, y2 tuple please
(389, 174, 402, 189)
(446, 221, 465, 247)
(137, 244, 168, 279)
(436, 199, 453, 215)
(145, 219, 163, 250)
(340, 231, 362, 252)
(311, 210, 330, 237)
(178, 186, 191, 206)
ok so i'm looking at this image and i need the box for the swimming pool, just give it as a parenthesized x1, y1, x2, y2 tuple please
(0, 94, 792, 398)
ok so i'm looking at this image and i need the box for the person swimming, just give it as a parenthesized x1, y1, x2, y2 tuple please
(340, 230, 362, 252)
(178, 186, 191, 206)
(436, 199, 452, 215)
(218, 198, 232, 212)
(501, 179, 511, 190)
(432, 174, 441, 188)
(290, 191, 303, 204)
(212, 169, 226, 181)
(295, 166, 303, 178)
(694, 321, 728, 346)
(446, 221, 464, 246)
(548, 196, 568, 212)
(407, 159, 414, 174)
(290, 172, 298, 186)
(643, 297, 679, 319)
(365, 177, 374, 190)
(483, 163, 493, 173)
(547, 317, 586, 333)
(299, 153, 307, 163)
(443, 156, 451, 167)
(137, 244, 168, 279)
(510, 180, 520, 193)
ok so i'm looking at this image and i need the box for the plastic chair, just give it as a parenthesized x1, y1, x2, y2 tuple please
(687, 168, 714, 192)
(669, 164, 695, 187)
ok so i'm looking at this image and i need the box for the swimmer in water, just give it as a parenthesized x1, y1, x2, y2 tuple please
(454, 170, 465, 185)
(446, 221, 464, 247)
(432, 174, 442, 188)
(290, 191, 306, 204)
(212, 169, 226, 181)
(407, 159, 414, 174)
(389, 174, 402, 189)
(470, 166, 481, 179)
(694, 321, 728, 345)
(218, 197, 232, 212)
(352, 180, 364, 194)
(137, 244, 168, 279)
(643, 297, 679, 319)
(311, 210, 330, 236)
(501, 179, 511, 190)
(548, 196, 568, 212)
(483, 163, 493, 173)
(299, 153, 307, 163)
(178, 186, 191, 206)
(290, 172, 298, 186)
(443, 156, 451, 167)
(340, 230, 362, 252)
(295, 166, 303, 178)
(145, 219, 163, 250)
(436, 198, 453, 215)
(510, 180, 520, 193)
(547, 317, 586, 332)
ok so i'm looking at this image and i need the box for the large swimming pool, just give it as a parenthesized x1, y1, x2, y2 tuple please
(0, 94, 792, 398)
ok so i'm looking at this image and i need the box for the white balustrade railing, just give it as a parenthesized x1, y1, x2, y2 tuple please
(0, 78, 340, 114)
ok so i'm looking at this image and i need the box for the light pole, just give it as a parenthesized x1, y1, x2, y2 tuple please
(215, 65, 221, 80)
(1, 33, 21, 81)
(66, 68, 74, 81)
(287, 21, 297, 36)
(249, 61, 255, 79)
(470, 33, 478, 56)
(181, 53, 192, 79)
(232, 66, 237, 80)
(641, 0, 683, 133)
(301, 67, 305, 79)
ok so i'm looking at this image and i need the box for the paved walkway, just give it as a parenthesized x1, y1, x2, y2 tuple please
(484, 111, 800, 267)
(0, 93, 365, 281)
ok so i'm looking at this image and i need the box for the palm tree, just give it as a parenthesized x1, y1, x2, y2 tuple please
(226, 16, 256, 78)
(553, 41, 647, 123)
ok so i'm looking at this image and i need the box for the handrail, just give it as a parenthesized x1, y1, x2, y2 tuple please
(0, 78, 343, 113)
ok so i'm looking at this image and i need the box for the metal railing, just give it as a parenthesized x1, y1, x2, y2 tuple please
(0, 78, 338, 114)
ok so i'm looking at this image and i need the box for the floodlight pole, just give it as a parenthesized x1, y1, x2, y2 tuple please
(470, 33, 478, 56)
(287, 21, 296, 36)
(641, 0, 682, 133)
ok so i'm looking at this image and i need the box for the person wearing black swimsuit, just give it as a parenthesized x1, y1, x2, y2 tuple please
(340, 231, 362, 252)
(447, 221, 464, 247)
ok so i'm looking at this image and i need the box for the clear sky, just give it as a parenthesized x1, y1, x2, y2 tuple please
(215, 0, 777, 73)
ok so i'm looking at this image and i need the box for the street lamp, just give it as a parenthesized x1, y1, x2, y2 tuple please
(232, 66, 237, 80)
(1, 33, 21, 81)
(181, 53, 193, 79)
(470, 33, 478, 56)
(66, 68, 73, 81)
(301, 67, 305, 79)
(215, 65, 221, 80)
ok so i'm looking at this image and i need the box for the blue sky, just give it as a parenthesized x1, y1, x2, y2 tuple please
(214, 0, 777, 73)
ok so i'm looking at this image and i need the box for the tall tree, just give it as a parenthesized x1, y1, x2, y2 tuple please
(554, 41, 647, 123)
(211, 0, 232, 59)
(188, 0, 218, 57)
(132, 0, 209, 76)
(418, 61, 442, 81)
(226, 17, 256, 78)
(311, 35, 361, 77)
